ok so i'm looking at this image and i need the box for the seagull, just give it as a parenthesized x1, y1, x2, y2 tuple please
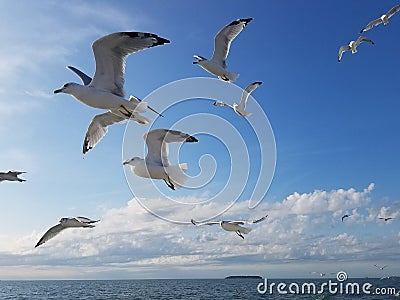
(123, 129, 198, 190)
(54, 32, 170, 154)
(360, 5, 400, 33)
(214, 81, 262, 117)
(338, 36, 374, 62)
(310, 272, 326, 277)
(378, 217, 393, 222)
(190, 215, 267, 239)
(341, 214, 350, 222)
(0, 171, 26, 182)
(374, 264, 388, 270)
(35, 217, 99, 248)
(379, 276, 391, 280)
(193, 18, 253, 82)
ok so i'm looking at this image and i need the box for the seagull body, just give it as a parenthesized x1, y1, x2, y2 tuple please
(35, 217, 99, 248)
(214, 81, 262, 117)
(0, 171, 26, 182)
(341, 214, 350, 222)
(338, 36, 374, 62)
(360, 5, 400, 33)
(191, 215, 267, 239)
(123, 129, 198, 190)
(54, 31, 170, 154)
(193, 18, 253, 82)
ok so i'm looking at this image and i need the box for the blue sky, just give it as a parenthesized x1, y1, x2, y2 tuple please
(0, 0, 399, 280)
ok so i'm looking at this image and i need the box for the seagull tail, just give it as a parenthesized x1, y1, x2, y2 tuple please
(226, 72, 240, 82)
(166, 163, 188, 188)
(130, 99, 148, 114)
(130, 114, 152, 125)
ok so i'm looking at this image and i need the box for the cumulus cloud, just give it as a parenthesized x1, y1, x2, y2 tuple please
(1, 183, 399, 279)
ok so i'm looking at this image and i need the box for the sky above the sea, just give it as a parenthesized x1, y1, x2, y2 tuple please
(0, 0, 399, 280)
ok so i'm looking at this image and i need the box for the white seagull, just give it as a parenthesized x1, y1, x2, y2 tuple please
(338, 36, 374, 62)
(54, 32, 170, 154)
(193, 18, 253, 82)
(123, 129, 198, 190)
(35, 217, 100, 248)
(360, 5, 400, 33)
(214, 81, 262, 117)
(0, 171, 26, 182)
(191, 215, 267, 239)
(374, 264, 388, 270)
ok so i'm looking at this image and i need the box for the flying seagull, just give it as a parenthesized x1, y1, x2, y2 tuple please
(338, 36, 374, 62)
(35, 217, 99, 248)
(67, 66, 163, 118)
(54, 31, 170, 154)
(123, 129, 198, 190)
(214, 81, 262, 117)
(341, 214, 350, 222)
(378, 217, 393, 222)
(0, 171, 26, 182)
(193, 18, 253, 82)
(360, 5, 400, 33)
(374, 264, 388, 270)
(310, 272, 326, 277)
(190, 215, 267, 239)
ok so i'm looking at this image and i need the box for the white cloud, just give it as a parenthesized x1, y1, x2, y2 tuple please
(1, 184, 399, 279)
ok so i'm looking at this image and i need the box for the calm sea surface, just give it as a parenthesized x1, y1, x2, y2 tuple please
(0, 278, 399, 299)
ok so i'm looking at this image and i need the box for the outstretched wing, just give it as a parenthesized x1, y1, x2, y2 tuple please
(35, 224, 65, 247)
(355, 36, 374, 47)
(67, 66, 92, 85)
(386, 5, 400, 19)
(239, 81, 262, 110)
(83, 112, 126, 154)
(144, 129, 198, 166)
(211, 18, 253, 68)
(191, 219, 220, 226)
(360, 18, 382, 33)
(90, 32, 170, 97)
(338, 45, 351, 62)
(75, 216, 100, 224)
(231, 214, 268, 225)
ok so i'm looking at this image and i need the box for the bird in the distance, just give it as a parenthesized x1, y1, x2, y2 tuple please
(374, 264, 388, 270)
(360, 5, 400, 33)
(190, 215, 267, 239)
(35, 217, 100, 248)
(338, 36, 374, 62)
(214, 81, 262, 117)
(54, 31, 169, 154)
(0, 171, 26, 182)
(341, 214, 350, 222)
(378, 217, 394, 222)
(123, 129, 198, 190)
(193, 18, 253, 82)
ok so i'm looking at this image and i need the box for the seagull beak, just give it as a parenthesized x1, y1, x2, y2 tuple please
(54, 88, 63, 94)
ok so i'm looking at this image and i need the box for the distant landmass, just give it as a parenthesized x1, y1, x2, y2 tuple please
(225, 275, 262, 279)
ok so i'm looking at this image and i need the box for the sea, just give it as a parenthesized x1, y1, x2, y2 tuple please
(0, 277, 399, 299)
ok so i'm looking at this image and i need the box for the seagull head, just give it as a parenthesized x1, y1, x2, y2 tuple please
(123, 157, 141, 166)
(54, 82, 80, 95)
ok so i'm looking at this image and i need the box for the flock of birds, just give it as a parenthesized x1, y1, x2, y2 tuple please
(3, 7, 399, 249)
(3, 18, 269, 247)
(338, 4, 400, 62)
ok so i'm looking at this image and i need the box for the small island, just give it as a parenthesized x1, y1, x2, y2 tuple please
(225, 275, 263, 279)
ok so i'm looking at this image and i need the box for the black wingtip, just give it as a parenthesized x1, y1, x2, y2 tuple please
(186, 136, 198, 143)
(229, 18, 253, 27)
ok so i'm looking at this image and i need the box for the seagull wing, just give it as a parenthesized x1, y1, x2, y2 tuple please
(231, 215, 268, 225)
(75, 216, 100, 224)
(67, 66, 92, 85)
(355, 36, 374, 47)
(83, 112, 126, 154)
(360, 18, 382, 33)
(144, 129, 198, 166)
(338, 45, 351, 62)
(35, 223, 66, 247)
(9, 171, 26, 175)
(90, 32, 170, 97)
(386, 5, 400, 19)
(239, 81, 262, 111)
(211, 18, 253, 68)
(191, 219, 220, 226)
